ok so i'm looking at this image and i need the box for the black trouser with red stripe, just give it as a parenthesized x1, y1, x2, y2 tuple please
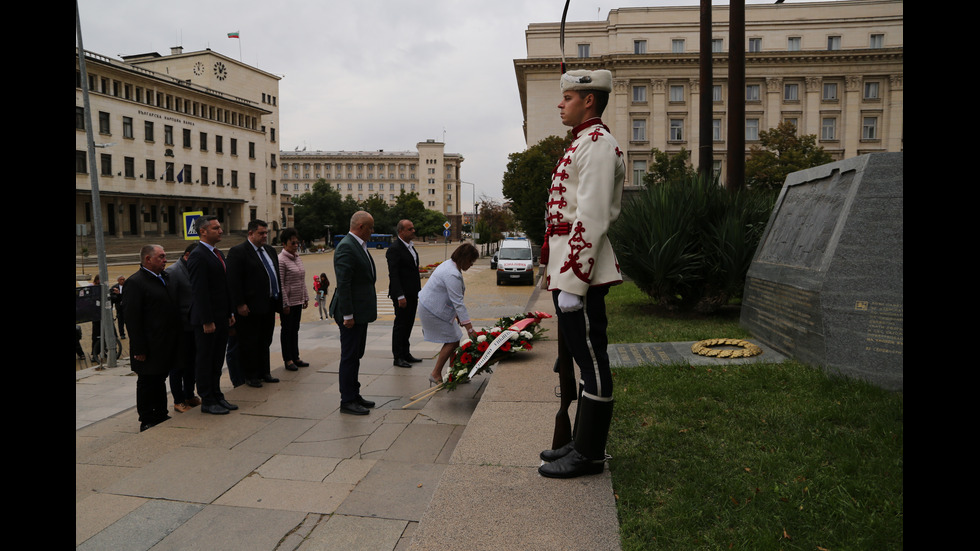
(552, 286, 613, 400)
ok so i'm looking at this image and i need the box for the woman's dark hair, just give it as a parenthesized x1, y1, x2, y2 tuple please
(450, 243, 479, 265)
(281, 227, 299, 244)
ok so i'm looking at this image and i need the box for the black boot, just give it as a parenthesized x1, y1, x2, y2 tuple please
(538, 396, 613, 479)
(541, 385, 583, 462)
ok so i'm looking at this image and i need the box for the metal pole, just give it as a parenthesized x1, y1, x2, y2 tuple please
(726, 0, 745, 192)
(77, 0, 117, 367)
(699, 0, 714, 183)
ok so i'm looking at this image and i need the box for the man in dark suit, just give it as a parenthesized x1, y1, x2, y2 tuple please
(329, 211, 378, 415)
(386, 219, 423, 367)
(187, 215, 238, 415)
(226, 219, 282, 388)
(123, 245, 181, 431)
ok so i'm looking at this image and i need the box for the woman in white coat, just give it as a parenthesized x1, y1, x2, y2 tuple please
(418, 243, 480, 383)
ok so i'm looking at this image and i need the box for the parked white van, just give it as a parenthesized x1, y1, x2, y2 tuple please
(496, 238, 535, 285)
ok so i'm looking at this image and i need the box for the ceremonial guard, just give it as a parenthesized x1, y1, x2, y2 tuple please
(539, 68, 626, 479)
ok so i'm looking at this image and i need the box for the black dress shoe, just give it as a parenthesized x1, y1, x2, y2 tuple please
(246, 379, 263, 388)
(262, 375, 280, 383)
(294, 359, 310, 367)
(340, 401, 369, 415)
(405, 355, 423, 363)
(285, 363, 298, 371)
(218, 399, 239, 410)
(202, 404, 230, 415)
(393, 358, 412, 368)
(356, 396, 375, 408)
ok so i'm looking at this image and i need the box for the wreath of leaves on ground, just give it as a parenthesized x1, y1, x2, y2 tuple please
(690, 338, 763, 359)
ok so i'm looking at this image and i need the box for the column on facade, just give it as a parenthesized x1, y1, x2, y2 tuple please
(765, 77, 782, 131)
(843, 76, 862, 158)
(689, 77, 702, 170)
(804, 77, 822, 137)
(886, 74, 903, 152)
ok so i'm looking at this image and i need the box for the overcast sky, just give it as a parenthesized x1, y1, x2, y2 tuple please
(78, 0, 785, 212)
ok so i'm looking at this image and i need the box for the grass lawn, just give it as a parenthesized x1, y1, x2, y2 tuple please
(603, 283, 904, 549)
(605, 282, 752, 343)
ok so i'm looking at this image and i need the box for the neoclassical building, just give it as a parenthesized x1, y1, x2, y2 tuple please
(75, 47, 283, 239)
(515, 0, 903, 185)
(280, 141, 464, 227)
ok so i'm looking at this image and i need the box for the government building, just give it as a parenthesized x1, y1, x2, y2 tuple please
(515, 0, 903, 185)
(75, 47, 283, 240)
(279, 141, 464, 227)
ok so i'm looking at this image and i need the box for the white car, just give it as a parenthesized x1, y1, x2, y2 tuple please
(496, 238, 535, 285)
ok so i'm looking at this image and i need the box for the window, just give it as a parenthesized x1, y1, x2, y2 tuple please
(671, 39, 685, 53)
(827, 36, 841, 51)
(669, 119, 684, 141)
(788, 37, 801, 51)
(249, 142, 256, 159)
(201, 166, 209, 185)
(76, 151, 87, 173)
(99, 111, 110, 134)
(784, 83, 799, 101)
(164, 125, 173, 146)
(746, 119, 759, 141)
(632, 119, 646, 141)
(634, 40, 646, 54)
(632, 160, 646, 184)
(821, 117, 836, 140)
(181, 164, 190, 183)
(146, 159, 155, 180)
(231, 170, 238, 188)
(216, 168, 224, 187)
(870, 34, 884, 49)
(200, 132, 208, 151)
(231, 138, 238, 155)
(270, 127, 276, 142)
(183, 128, 191, 148)
(124, 157, 135, 178)
(216, 135, 223, 154)
(746, 84, 760, 101)
(577, 44, 590, 58)
(250, 172, 256, 189)
(669, 85, 684, 102)
(711, 39, 723, 52)
(862, 117, 878, 140)
(864, 81, 880, 99)
(100, 153, 112, 176)
(270, 153, 277, 167)
(76, 107, 85, 130)
(749, 38, 762, 52)
(123, 117, 133, 139)
(712, 119, 722, 141)
(712, 85, 722, 102)
(823, 82, 838, 100)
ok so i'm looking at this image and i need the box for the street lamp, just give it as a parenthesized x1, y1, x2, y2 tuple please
(460, 181, 478, 234)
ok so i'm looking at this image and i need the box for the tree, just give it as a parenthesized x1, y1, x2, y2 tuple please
(501, 134, 572, 245)
(293, 179, 346, 243)
(359, 194, 392, 233)
(746, 121, 834, 189)
(474, 198, 514, 253)
(642, 147, 698, 187)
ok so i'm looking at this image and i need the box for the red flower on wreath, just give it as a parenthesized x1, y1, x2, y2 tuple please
(459, 353, 473, 365)
(521, 341, 532, 350)
(461, 340, 472, 351)
(500, 342, 512, 352)
(477, 341, 489, 352)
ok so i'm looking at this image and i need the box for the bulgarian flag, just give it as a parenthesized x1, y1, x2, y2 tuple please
(227, 31, 240, 39)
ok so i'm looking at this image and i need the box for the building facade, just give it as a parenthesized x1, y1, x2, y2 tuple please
(279, 140, 464, 228)
(515, 0, 903, 185)
(76, 47, 282, 239)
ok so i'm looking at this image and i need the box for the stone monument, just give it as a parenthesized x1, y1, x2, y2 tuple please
(741, 153, 903, 390)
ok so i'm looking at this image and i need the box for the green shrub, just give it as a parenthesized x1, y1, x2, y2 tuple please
(610, 176, 775, 313)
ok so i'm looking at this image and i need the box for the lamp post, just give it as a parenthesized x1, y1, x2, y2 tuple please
(460, 181, 478, 237)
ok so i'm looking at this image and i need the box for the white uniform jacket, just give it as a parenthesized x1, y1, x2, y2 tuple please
(544, 117, 626, 296)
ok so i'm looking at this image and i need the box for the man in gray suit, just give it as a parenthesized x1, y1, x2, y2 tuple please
(329, 211, 378, 415)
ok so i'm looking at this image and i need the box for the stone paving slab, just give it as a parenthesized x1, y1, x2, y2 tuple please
(300, 515, 408, 551)
(76, 499, 204, 551)
(334, 460, 447, 521)
(215, 476, 355, 514)
(149, 504, 308, 551)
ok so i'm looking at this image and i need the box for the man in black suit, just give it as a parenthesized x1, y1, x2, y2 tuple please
(329, 211, 378, 415)
(226, 219, 282, 388)
(387, 219, 422, 367)
(124, 244, 181, 431)
(187, 215, 238, 415)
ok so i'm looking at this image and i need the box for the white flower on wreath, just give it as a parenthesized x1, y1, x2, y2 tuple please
(509, 332, 519, 341)
(461, 338, 473, 348)
(476, 335, 487, 343)
(455, 369, 467, 380)
(520, 331, 533, 340)
(490, 327, 502, 335)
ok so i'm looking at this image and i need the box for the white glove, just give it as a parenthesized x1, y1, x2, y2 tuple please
(557, 291, 584, 313)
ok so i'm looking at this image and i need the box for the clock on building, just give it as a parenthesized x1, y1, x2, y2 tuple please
(213, 61, 228, 81)
(193, 61, 205, 76)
